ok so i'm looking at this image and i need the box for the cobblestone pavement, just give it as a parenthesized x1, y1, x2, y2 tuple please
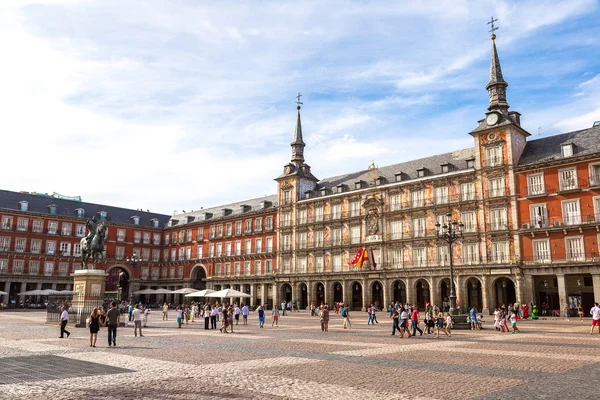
(0, 310, 598, 399)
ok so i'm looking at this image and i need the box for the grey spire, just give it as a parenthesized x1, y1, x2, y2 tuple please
(290, 106, 305, 165)
(486, 34, 509, 113)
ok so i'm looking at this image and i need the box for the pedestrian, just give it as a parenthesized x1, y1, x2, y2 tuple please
(281, 301, 287, 316)
(564, 304, 570, 321)
(296, 299, 301, 312)
(128, 303, 133, 322)
(310, 302, 315, 317)
(434, 311, 448, 338)
(185, 305, 191, 325)
(89, 307, 100, 347)
(106, 301, 120, 347)
(367, 305, 373, 325)
(241, 303, 249, 325)
(272, 306, 280, 327)
(445, 313, 453, 337)
(411, 307, 423, 337)
(59, 306, 71, 339)
(203, 305, 211, 330)
(132, 304, 144, 337)
(228, 306, 234, 333)
(210, 305, 218, 329)
(469, 307, 477, 330)
(176, 306, 183, 328)
(162, 302, 169, 320)
(371, 306, 379, 324)
(191, 303, 197, 322)
(399, 309, 411, 338)
(258, 305, 265, 328)
(341, 305, 351, 329)
(391, 307, 401, 336)
(234, 304, 241, 325)
(590, 302, 600, 335)
(578, 303, 584, 321)
(220, 306, 230, 333)
(510, 310, 520, 334)
(320, 305, 329, 332)
(143, 307, 149, 327)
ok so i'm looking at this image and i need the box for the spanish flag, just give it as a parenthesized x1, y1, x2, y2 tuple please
(357, 247, 369, 268)
(348, 248, 364, 265)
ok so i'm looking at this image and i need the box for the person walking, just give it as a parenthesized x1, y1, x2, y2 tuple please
(391, 307, 401, 336)
(203, 306, 211, 330)
(176, 306, 183, 328)
(228, 306, 235, 333)
(59, 306, 71, 339)
(564, 304, 571, 321)
(578, 303, 584, 321)
(510, 310, 520, 334)
(106, 301, 120, 347)
(590, 302, 600, 335)
(371, 306, 379, 324)
(272, 307, 280, 327)
(367, 306, 373, 325)
(341, 305, 351, 329)
(434, 311, 448, 338)
(128, 303, 133, 322)
(132, 304, 144, 337)
(445, 313, 453, 337)
(469, 307, 477, 330)
(162, 302, 169, 320)
(258, 305, 265, 328)
(411, 307, 423, 337)
(310, 302, 315, 317)
(89, 308, 100, 347)
(241, 303, 249, 325)
(233, 304, 241, 325)
(281, 301, 287, 316)
(399, 309, 411, 338)
(220, 307, 230, 333)
(210, 305, 218, 329)
(320, 305, 330, 332)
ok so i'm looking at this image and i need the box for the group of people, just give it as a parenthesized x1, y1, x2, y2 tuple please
(493, 305, 520, 334)
(388, 302, 453, 338)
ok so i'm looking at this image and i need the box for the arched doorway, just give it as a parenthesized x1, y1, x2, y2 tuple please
(371, 281, 383, 308)
(106, 266, 130, 302)
(351, 281, 362, 310)
(298, 283, 308, 310)
(280, 283, 292, 303)
(332, 282, 343, 303)
(466, 278, 483, 312)
(416, 280, 430, 310)
(494, 278, 516, 308)
(392, 280, 406, 304)
(315, 282, 325, 306)
(191, 265, 207, 291)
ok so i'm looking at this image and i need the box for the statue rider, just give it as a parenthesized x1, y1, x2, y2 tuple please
(85, 216, 98, 248)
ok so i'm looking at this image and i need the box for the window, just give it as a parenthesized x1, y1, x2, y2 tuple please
(209, 244, 215, 257)
(565, 236, 585, 261)
(170, 267, 175, 278)
(296, 257, 307, 273)
(32, 220, 43, 233)
(217, 225, 223, 237)
(15, 238, 26, 252)
(60, 223, 71, 236)
(313, 231, 323, 247)
(349, 201, 360, 217)
(562, 200, 581, 225)
(151, 268, 159, 280)
(140, 267, 149, 280)
(152, 249, 160, 262)
(489, 208, 507, 231)
(438, 245, 449, 266)
(244, 261, 251, 276)
(485, 146, 502, 167)
(413, 217, 425, 237)
(73, 243, 81, 257)
(413, 247, 426, 266)
(216, 264, 222, 276)
(28, 261, 39, 275)
(488, 176, 505, 198)
(178, 266, 183, 278)
(143, 248, 151, 261)
(20, 201, 28, 212)
(47, 221, 58, 234)
(528, 173, 545, 196)
(0, 237, 10, 251)
(297, 232, 307, 249)
(389, 193, 401, 211)
(171, 233, 177, 244)
(115, 247, 124, 260)
(460, 182, 475, 201)
(529, 204, 548, 228)
(410, 190, 424, 208)
(332, 228, 342, 245)
(331, 204, 341, 219)
(461, 212, 476, 233)
(0, 259, 7, 274)
(46, 241, 56, 255)
(314, 206, 324, 222)
(254, 260, 262, 275)
(441, 164, 450, 173)
(350, 226, 360, 244)
(59, 242, 71, 256)
(164, 233, 170, 244)
(17, 218, 28, 232)
(390, 220, 402, 240)
(170, 248, 176, 261)
(463, 243, 478, 265)
(44, 262, 54, 276)
(595, 196, 600, 222)
(58, 262, 69, 276)
(315, 256, 323, 272)
(390, 249, 402, 266)
(134, 231, 141, 244)
(1, 216, 12, 230)
(298, 209, 307, 224)
(282, 212, 291, 227)
(283, 190, 291, 205)
(163, 250, 168, 261)
(533, 239, 551, 263)
(209, 226, 215, 238)
(434, 186, 448, 205)
(254, 218, 262, 231)
(245, 239, 252, 254)
(417, 169, 426, 178)
(590, 164, 600, 186)
(143, 232, 151, 244)
(282, 235, 291, 251)
(76, 224, 85, 237)
(561, 144, 573, 157)
(559, 168, 578, 191)
(30, 239, 41, 254)
(491, 241, 509, 263)
(328, 253, 341, 272)
(226, 223, 232, 236)
(225, 242, 232, 256)
(282, 258, 291, 273)
(216, 243, 222, 256)
(152, 233, 160, 245)
(12, 260, 24, 274)
(266, 217, 273, 230)
(131, 216, 139, 225)
(245, 220, 252, 233)
(265, 260, 272, 273)
(196, 246, 203, 259)
(117, 230, 126, 242)
(235, 221, 242, 235)
(266, 237, 273, 252)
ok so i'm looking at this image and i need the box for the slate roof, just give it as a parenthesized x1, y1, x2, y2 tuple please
(168, 194, 278, 227)
(518, 125, 600, 166)
(314, 148, 475, 193)
(0, 189, 170, 228)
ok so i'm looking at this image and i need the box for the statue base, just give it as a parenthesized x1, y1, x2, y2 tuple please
(71, 270, 107, 327)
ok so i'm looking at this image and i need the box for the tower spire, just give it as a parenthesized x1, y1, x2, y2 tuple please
(290, 93, 305, 165)
(486, 17, 509, 113)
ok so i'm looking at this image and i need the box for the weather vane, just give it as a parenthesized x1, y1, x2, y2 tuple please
(488, 16, 499, 37)
(296, 92, 303, 110)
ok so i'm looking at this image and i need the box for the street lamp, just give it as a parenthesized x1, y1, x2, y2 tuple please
(126, 252, 141, 268)
(435, 213, 464, 315)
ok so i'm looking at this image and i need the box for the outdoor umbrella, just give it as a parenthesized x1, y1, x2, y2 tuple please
(17, 289, 45, 296)
(133, 288, 157, 295)
(184, 289, 215, 298)
(170, 288, 201, 294)
(152, 288, 173, 294)
(0, 290, 7, 295)
(205, 288, 251, 298)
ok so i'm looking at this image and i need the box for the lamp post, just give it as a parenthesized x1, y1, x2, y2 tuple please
(123, 252, 141, 302)
(435, 213, 464, 315)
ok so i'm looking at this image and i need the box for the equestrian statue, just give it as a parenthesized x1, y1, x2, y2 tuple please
(80, 216, 106, 269)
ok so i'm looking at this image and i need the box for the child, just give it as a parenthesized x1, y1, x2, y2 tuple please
(445, 313, 453, 337)
(510, 311, 520, 333)
(476, 314, 483, 330)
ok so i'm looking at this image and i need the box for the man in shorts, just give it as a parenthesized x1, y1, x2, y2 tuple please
(272, 307, 280, 327)
(590, 302, 600, 335)
(241, 303, 249, 325)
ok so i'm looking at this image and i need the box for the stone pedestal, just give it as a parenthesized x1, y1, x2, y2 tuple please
(71, 270, 107, 327)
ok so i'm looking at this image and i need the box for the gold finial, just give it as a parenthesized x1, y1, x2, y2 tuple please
(368, 161, 379, 182)
(488, 16, 498, 40)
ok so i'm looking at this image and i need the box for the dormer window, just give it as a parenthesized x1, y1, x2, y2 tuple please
(131, 216, 140, 225)
(76, 208, 85, 218)
(320, 188, 327, 196)
(48, 204, 57, 215)
(395, 173, 404, 182)
(466, 159, 475, 169)
(375, 176, 387, 186)
(170, 219, 179, 227)
(151, 218, 159, 228)
(19, 201, 28, 212)
(417, 168, 428, 178)
(441, 164, 451, 174)
(99, 211, 107, 221)
(355, 181, 365, 190)
(561, 143, 574, 158)
(305, 192, 312, 199)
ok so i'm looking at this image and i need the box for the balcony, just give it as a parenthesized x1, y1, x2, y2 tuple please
(590, 174, 600, 188)
(487, 188, 506, 199)
(521, 214, 600, 230)
(558, 178, 587, 193)
(522, 252, 599, 265)
(490, 222, 508, 231)
(526, 183, 550, 197)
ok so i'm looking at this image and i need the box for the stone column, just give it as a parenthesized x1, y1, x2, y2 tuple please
(260, 283, 267, 307)
(51, 282, 57, 290)
(406, 277, 416, 306)
(19, 282, 27, 302)
(455, 275, 466, 314)
(593, 275, 600, 305)
(250, 284, 256, 307)
(556, 274, 568, 316)
(290, 282, 296, 307)
(271, 283, 278, 311)
(3, 280, 11, 303)
(342, 280, 351, 308)
(382, 278, 389, 309)
(481, 276, 490, 315)
(430, 277, 440, 308)
(361, 279, 368, 311)
(306, 281, 312, 309)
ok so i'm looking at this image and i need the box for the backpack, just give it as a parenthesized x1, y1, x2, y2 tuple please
(341, 309, 347, 317)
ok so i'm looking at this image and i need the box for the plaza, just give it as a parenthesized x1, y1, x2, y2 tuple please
(0, 310, 598, 399)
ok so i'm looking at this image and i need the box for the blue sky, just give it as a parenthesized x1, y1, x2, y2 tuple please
(1, 0, 599, 214)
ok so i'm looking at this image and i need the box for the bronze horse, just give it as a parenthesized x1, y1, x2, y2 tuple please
(80, 221, 106, 269)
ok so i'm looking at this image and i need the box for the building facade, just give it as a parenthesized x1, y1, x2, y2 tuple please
(1, 33, 599, 313)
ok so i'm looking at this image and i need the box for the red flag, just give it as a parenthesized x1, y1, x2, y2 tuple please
(348, 248, 364, 265)
(370, 249, 377, 269)
(357, 247, 368, 268)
